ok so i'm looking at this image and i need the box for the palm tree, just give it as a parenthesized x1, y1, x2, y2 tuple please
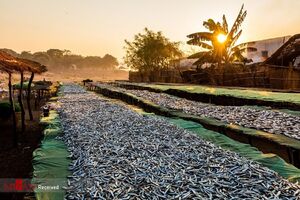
(187, 4, 256, 68)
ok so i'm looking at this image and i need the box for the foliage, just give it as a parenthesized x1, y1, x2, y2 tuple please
(124, 28, 183, 72)
(0, 102, 21, 119)
(187, 4, 256, 67)
(13, 81, 34, 89)
(0, 48, 119, 71)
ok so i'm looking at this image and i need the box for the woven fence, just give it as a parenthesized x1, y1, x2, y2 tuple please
(129, 65, 300, 90)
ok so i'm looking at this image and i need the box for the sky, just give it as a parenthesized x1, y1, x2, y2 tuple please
(0, 0, 299, 61)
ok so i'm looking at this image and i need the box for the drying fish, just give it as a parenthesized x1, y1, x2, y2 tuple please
(57, 84, 300, 199)
(98, 83, 300, 141)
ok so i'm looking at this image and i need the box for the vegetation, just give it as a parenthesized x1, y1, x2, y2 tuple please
(13, 81, 32, 89)
(0, 102, 20, 119)
(0, 48, 119, 71)
(124, 28, 183, 72)
(187, 5, 256, 68)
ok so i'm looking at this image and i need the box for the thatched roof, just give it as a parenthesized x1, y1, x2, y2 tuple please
(0, 50, 47, 74)
(18, 58, 47, 74)
(264, 34, 300, 66)
(0, 50, 25, 73)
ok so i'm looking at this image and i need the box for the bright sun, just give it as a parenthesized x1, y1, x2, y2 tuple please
(217, 34, 227, 43)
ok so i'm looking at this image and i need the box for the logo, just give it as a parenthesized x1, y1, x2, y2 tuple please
(1, 179, 35, 192)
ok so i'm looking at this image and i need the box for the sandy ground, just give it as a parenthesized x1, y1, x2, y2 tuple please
(0, 69, 128, 89)
(36, 69, 128, 82)
(0, 98, 45, 200)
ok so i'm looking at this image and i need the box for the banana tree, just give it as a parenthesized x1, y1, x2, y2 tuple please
(187, 4, 256, 68)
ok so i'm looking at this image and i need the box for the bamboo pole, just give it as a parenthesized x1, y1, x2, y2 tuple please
(27, 72, 34, 121)
(18, 71, 25, 133)
(8, 73, 18, 146)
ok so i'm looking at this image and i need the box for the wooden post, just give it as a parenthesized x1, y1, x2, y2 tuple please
(27, 72, 34, 121)
(8, 73, 18, 146)
(18, 71, 25, 133)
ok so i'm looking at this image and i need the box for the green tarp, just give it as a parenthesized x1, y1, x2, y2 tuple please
(13, 81, 34, 89)
(32, 110, 70, 200)
(137, 83, 300, 105)
(167, 118, 300, 183)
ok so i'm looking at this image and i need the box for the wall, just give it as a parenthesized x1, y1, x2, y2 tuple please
(129, 70, 183, 83)
(129, 65, 300, 90)
(244, 36, 291, 63)
(266, 65, 300, 90)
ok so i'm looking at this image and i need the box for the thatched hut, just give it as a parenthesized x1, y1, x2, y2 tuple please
(18, 58, 47, 120)
(0, 50, 47, 146)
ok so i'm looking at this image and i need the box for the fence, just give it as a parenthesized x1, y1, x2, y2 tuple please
(266, 65, 300, 90)
(129, 70, 183, 83)
(129, 65, 300, 90)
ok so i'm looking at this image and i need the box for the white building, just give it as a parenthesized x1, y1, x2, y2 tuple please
(176, 59, 198, 69)
(176, 35, 299, 69)
(243, 36, 291, 63)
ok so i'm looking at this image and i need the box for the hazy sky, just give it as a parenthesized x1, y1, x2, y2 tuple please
(0, 0, 299, 60)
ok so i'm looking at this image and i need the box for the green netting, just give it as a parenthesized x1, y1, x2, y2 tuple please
(225, 123, 300, 150)
(276, 109, 300, 117)
(118, 89, 300, 151)
(137, 84, 300, 105)
(32, 110, 70, 200)
(13, 81, 34, 89)
(171, 111, 300, 151)
(244, 105, 300, 117)
(165, 117, 300, 183)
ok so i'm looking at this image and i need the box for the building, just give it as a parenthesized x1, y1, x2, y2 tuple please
(174, 58, 197, 70)
(175, 35, 299, 69)
(243, 36, 291, 63)
(264, 34, 300, 67)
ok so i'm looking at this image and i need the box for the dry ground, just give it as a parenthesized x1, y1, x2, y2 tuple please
(0, 99, 46, 200)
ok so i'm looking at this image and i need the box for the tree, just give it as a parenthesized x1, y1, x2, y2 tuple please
(46, 49, 64, 59)
(102, 54, 119, 69)
(1, 48, 119, 71)
(124, 28, 183, 72)
(0, 49, 18, 57)
(20, 51, 33, 60)
(187, 4, 256, 68)
(32, 52, 50, 65)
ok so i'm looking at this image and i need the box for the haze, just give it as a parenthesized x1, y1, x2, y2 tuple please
(0, 0, 299, 60)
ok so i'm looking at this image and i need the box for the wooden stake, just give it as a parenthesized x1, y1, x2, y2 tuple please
(8, 73, 18, 146)
(27, 72, 34, 121)
(18, 71, 25, 133)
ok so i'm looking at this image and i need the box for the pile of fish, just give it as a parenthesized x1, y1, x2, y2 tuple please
(61, 84, 88, 94)
(100, 84, 300, 141)
(58, 84, 300, 199)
